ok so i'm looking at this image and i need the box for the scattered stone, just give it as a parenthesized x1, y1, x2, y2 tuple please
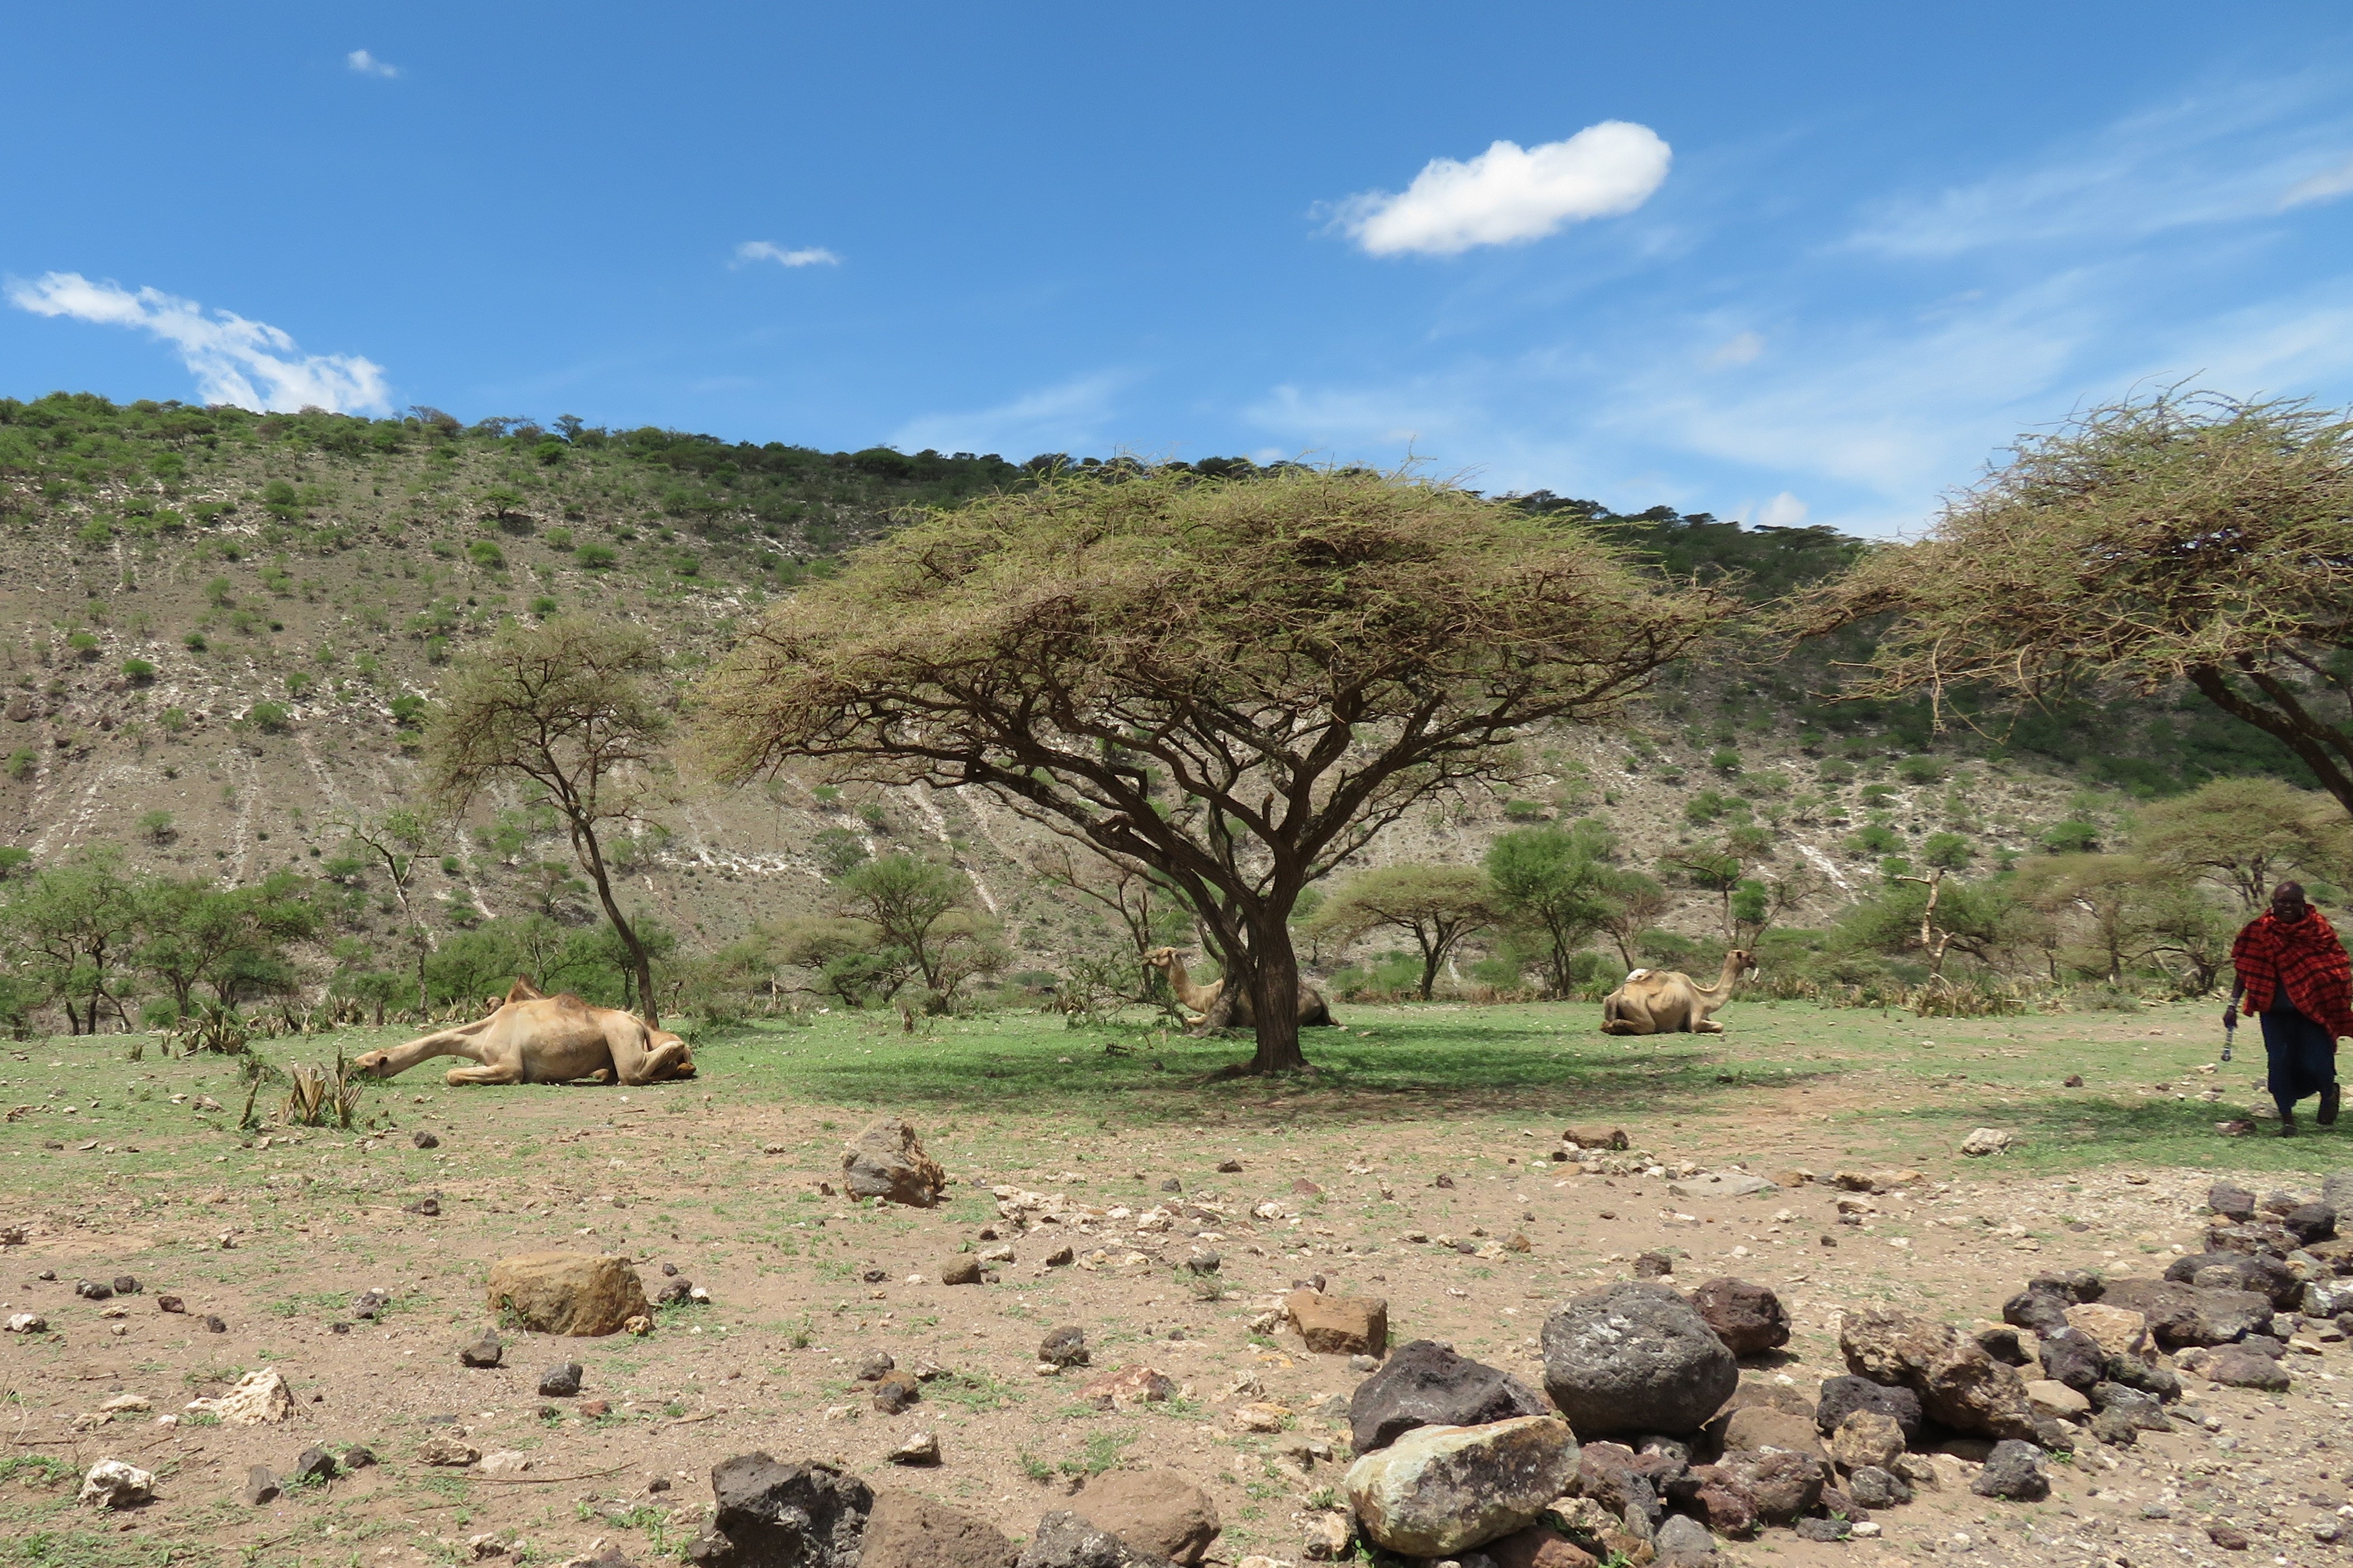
(1080, 1367, 1177, 1409)
(1045, 1246, 1075, 1268)
(2063, 1303, 2148, 1359)
(539, 1363, 584, 1398)
(1014, 1510, 1180, 1568)
(2100, 1277, 2272, 1349)
(3, 1314, 46, 1334)
(1565, 1126, 1628, 1150)
(657, 1278, 694, 1306)
(413, 1131, 438, 1149)
(1960, 1127, 2012, 1156)
(860, 1491, 1016, 1568)
(204, 1315, 228, 1333)
(1040, 1326, 1089, 1368)
(111, 1275, 138, 1295)
(1969, 1439, 2049, 1501)
(1687, 1277, 1789, 1357)
(78, 1458, 154, 1509)
(1216, 1159, 1243, 1173)
(459, 1330, 504, 1368)
(405, 1198, 442, 1216)
(2208, 1522, 2252, 1550)
(1284, 1290, 1387, 1357)
(1838, 1309, 2037, 1441)
(1846, 1465, 1910, 1509)
(1298, 1513, 1354, 1563)
(2001, 1289, 2070, 1336)
(419, 1434, 481, 1466)
(485, 1253, 650, 1336)
(688, 1453, 873, 1568)
(1231, 1402, 1291, 1433)
(2023, 1378, 2090, 1420)
(857, 1352, 897, 1382)
(290, 1447, 338, 1485)
(2205, 1347, 2292, 1390)
(840, 1118, 949, 1207)
(1827, 1409, 1906, 1471)
(873, 1373, 922, 1414)
(75, 1279, 112, 1301)
(938, 1256, 983, 1287)
(1183, 1253, 1220, 1275)
(1071, 1468, 1222, 1564)
(242, 1465, 281, 1505)
(343, 1446, 376, 1469)
(1343, 1415, 1580, 1555)
(1632, 1251, 1674, 1279)
(155, 1294, 185, 1314)
(185, 1368, 294, 1425)
(1488, 1523, 1600, 1568)
(887, 1432, 942, 1466)
(2168, 1251, 2301, 1309)
(1543, 1282, 1738, 1438)
(1346, 1338, 1549, 1454)
(352, 1288, 391, 1320)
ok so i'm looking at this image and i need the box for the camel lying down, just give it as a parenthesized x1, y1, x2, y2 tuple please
(354, 979, 695, 1087)
(1600, 949, 1754, 1035)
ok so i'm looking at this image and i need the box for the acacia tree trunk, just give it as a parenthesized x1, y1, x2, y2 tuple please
(1246, 922, 1308, 1075)
(573, 818, 657, 1028)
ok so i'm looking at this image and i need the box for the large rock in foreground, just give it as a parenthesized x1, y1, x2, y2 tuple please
(842, 1118, 949, 1207)
(486, 1253, 650, 1337)
(1069, 1470, 1220, 1565)
(1015, 1512, 1180, 1568)
(1837, 1309, 2036, 1441)
(861, 1491, 1017, 1568)
(686, 1454, 873, 1568)
(1349, 1339, 1549, 1454)
(1542, 1283, 1738, 1438)
(2098, 1278, 2270, 1350)
(1344, 1416, 1579, 1556)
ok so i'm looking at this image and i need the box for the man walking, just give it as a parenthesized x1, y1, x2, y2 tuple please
(2229, 881, 2353, 1136)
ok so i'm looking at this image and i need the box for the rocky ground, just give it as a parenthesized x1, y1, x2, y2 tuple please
(6, 998, 2353, 1568)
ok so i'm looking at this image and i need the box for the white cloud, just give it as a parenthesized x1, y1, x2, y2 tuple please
(1336, 122, 1671, 257)
(734, 241, 841, 269)
(1754, 492, 1809, 527)
(6, 272, 390, 413)
(1708, 330, 1765, 367)
(890, 371, 1131, 458)
(2283, 154, 2353, 208)
(346, 49, 399, 78)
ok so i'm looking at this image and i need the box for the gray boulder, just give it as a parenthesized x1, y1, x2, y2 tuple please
(1813, 1375, 1924, 1444)
(1846, 1465, 1911, 1509)
(1542, 1283, 1738, 1438)
(2209, 1182, 2257, 1221)
(2099, 1278, 2270, 1349)
(2165, 1251, 2301, 1310)
(686, 1454, 874, 1568)
(1348, 1340, 1548, 1454)
(2037, 1328, 2102, 1393)
(1969, 1440, 2049, 1501)
(840, 1118, 948, 1207)
(1653, 1514, 1717, 1566)
(1015, 1513, 1179, 1568)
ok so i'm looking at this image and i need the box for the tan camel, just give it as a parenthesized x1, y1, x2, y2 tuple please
(1143, 947, 1336, 1028)
(1600, 950, 1754, 1035)
(354, 979, 696, 1087)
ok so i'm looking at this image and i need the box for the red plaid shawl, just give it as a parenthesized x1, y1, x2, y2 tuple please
(2233, 909, 2353, 1040)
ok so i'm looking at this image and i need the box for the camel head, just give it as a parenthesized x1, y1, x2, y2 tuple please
(1142, 947, 1182, 974)
(351, 1049, 396, 1078)
(1726, 949, 1757, 979)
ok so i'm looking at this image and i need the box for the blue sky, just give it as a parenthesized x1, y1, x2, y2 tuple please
(6, 4, 2353, 535)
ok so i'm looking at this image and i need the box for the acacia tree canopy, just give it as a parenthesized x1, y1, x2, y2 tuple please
(1793, 391, 2353, 816)
(1307, 863, 1498, 1002)
(701, 466, 1724, 1073)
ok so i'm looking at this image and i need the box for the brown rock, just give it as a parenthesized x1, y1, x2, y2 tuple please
(1837, 1308, 2036, 1441)
(1827, 1410, 1906, 1472)
(2099, 1277, 2271, 1350)
(1285, 1290, 1387, 1357)
(1488, 1525, 1601, 1568)
(1712, 1448, 1823, 1524)
(484, 1253, 649, 1337)
(1563, 1127, 1629, 1150)
(1719, 1406, 1825, 1460)
(2205, 1347, 2291, 1390)
(2062, 1303, 2148, 1359)
(1070, 1468, 1221, 1564)
(873, 1373, 922, 1414)
(861, 1491, 1017, 1568)
(938, 1256, 982, 1286)
(1688, 1278, 1790, 1357)
(842, 1117, 949, 1207)
(1675, 1467, 1757, 1536)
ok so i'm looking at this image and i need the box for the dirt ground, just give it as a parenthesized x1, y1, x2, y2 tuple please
(4, 996, 2350, 1568)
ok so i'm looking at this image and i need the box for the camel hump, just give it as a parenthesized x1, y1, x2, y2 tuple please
(1625, 968, 1650, 982)
(504, 976, 546, 1005)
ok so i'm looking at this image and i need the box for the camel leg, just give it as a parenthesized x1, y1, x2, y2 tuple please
(625, 1039, 693, 1084)
(1693, 1018, 1724, 1033)
(444, 1060, 523, 1087)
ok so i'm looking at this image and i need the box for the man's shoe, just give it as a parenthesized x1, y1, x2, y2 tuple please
(2282, 1113, 2300, 1137)
(2323, 1084, 2342, 1127)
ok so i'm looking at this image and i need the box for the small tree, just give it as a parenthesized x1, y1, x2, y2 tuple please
(1486, 824, 1615, 998)
(334, 808, 438, 1012)
(1307, 863, 1498, 1001)
(1658, 841, 1750, 941)
(834, 853, 1007, 1010)
(2, 845, 140, 1033)
(1594, 868, 1670, 970)
(2130, 776, 2349, 909)
(426, 617, 671, 1022)
(702, 467, 1721, 1073)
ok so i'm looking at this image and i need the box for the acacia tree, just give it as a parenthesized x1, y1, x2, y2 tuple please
(1486, 824, 1618, 997)
(425, 617, 670, 1023)
(2130, 777, 2349, 909)
(1308, 864, 1498, 1001)
(1794, 391, 2353, 816)
(702, 466, 1721, 1073)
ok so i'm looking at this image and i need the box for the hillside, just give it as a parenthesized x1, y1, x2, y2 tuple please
(0, 393, 2314, 1016)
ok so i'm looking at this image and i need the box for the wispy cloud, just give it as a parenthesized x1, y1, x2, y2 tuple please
(6, 272, 390, 413)
(2283, 153, 2353, 208)
(1708, 330, 1765, 367)
(733, 241, 841, 269)
(1333, 122, 1671, 257)
(346, 49, 399, 79)
(890, 371, 1131, 458)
